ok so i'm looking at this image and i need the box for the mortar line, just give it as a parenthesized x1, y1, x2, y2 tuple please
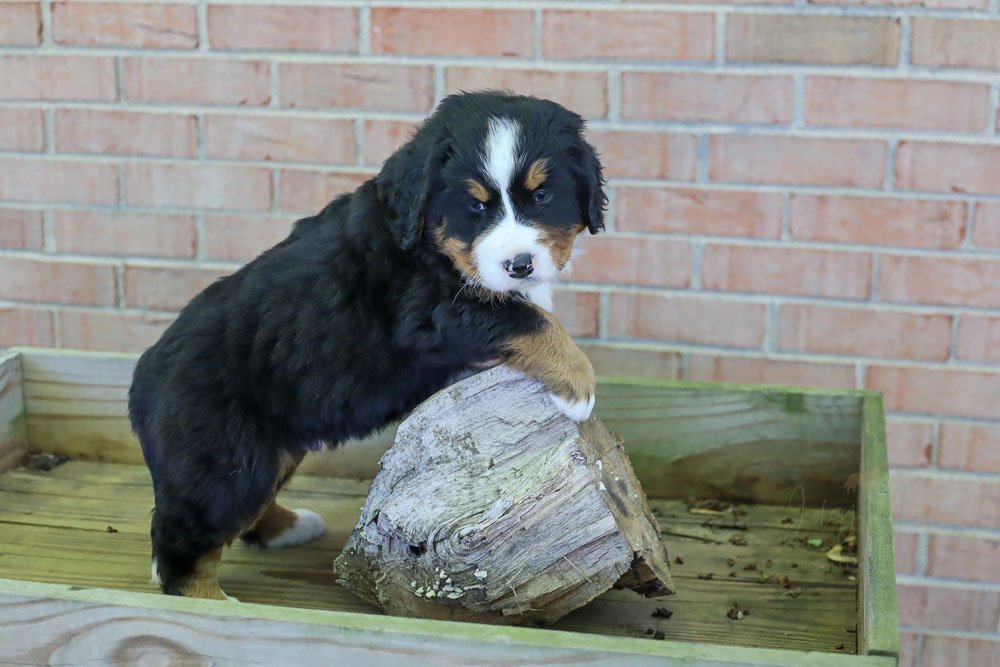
(358, 5, 371, 55)
(197, 0, 209, 50)
(948, 313, 961, 363)
(714, 12, 725, 65)
(962, 201, 977, 249)
(898, 14, 913, 72)
(44, 107, 56, 154)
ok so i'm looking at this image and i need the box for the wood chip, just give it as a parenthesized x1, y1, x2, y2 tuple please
(826, 544, 859, 565)
(697, 573, 715, 581)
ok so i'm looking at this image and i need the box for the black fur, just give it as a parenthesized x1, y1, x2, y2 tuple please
(129, 91, 605, 595)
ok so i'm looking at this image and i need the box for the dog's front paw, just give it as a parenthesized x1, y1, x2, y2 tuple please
(549, 391, 595, 422)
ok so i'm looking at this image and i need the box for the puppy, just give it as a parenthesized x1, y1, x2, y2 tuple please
(129, 91, 606, 600)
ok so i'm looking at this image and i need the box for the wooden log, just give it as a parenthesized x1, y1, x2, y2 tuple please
(334, 365, 674, 624)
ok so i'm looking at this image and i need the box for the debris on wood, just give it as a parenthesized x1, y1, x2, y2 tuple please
(726, 558, 736, 567)
(742, 563, 758, 572)
(333, 365, 674, 624)
(674, 556, 684, 565)
(807, 537, 824, 548)
(765, 559, 774, 568)
(727, 604, 750, 620)
(826, 544, 859, 565)
(779, 576, 793, 589)
(651, 607, 673, 619)
(729, 533, 748, 546)
(836, 643, 845, 650)
(25, 452, 68, 472)
(697, 573, 715, 581)
(783, 589, 802, 598)
(105, 525, 118, 533)
(653, 630, 666, 640)
(689, 507, 726, 517)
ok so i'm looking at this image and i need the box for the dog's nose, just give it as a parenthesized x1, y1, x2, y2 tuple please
(503, 253, 534, 279)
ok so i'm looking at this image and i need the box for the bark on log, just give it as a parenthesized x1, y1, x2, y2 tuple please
(333, 365, 674, 624)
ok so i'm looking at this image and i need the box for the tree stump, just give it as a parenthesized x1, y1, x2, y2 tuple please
(333, 365, 675, 624)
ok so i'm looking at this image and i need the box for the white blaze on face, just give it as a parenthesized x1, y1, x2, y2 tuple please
(473, 117, 558, 293)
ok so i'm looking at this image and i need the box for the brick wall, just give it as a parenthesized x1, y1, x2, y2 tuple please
(0, 1, 998, 663)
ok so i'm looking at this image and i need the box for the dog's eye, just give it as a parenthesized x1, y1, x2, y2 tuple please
(468, 201, 486, 215)
(533, 189, 553, 205)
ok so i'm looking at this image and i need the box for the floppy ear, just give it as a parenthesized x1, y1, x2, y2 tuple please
(573, 137, 607, 235)
(377, 128, 450, 250)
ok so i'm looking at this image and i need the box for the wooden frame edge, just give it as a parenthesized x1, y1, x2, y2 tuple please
(0, 350, 28, 473)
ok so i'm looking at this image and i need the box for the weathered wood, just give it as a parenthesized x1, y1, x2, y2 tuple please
(0, 579, 895, 667)
(334, 365, 674, 624)
(0, 351, 28, 473)
(14, 347, 866, 507)
(857, 395, 899, 660)
(0, 461, 863, 655)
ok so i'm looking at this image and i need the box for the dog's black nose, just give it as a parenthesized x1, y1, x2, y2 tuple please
(503, 253, 534, 279)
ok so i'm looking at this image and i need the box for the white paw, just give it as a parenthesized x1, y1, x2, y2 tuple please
(151, 558, 162, 587)
(550, 392, 595, 422)
(222, 591, 240, 602)
(266, 509, 326, 548)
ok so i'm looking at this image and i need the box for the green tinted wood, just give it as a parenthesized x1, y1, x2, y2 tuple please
(0, 351, 27, 473)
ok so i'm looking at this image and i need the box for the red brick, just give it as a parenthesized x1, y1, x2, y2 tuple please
(0, 308, 54, 347)
(278, 170, 372, 214)
(542, 10, 714, 61)
(891, 472, 1000, 528)
(609, 293, 766, 348)
(622, 73, 792, 123)
(371, 8, 533, 58)
(687, 354, 856, 388)
(362, 120, 418, 167)
(58, 310, 174, 353)
(588, 131, 697, 181)
(55, 110, 197, 158)
(0, 209, 43, 251)
(879, 255, 1000, 309)
(896, 142, 1000, 195)
(0, 157, 117, 205)
(52, 2, 196, 48)
(702, 245, 872, 299)
(899, 633, 920, 667)
(579, 344, 682, 380)
(204, 115, 356, 164)
(896, 583, 1000, 630)
(0, 2, 40, 45)
(123, 58, 270, 106)
(957, 315, 1000, 364)
(727, 15, 900, 66)
(124, 163, 272, 211)
(778, 305, 952, 361)
(208, 5, 357, 52)
(939, 422, 1000, 473)
(790, 195, 965, 249)
(444, 67, 608, 119)
(52, 210, 196, 259)
(923, 636, 1000, 667)
(912, 19, 1000, 70)
(203, 214, 295, 262)
(710, 135, 886, 188)
(928, 533, 1000, 583)
(886, 419, 935, 468)
(0, 55, 116, 101)
(0, 257, 117, 307)
(617, 187, 782, 238)
(571, 237, 691, 287)
(869, 366, 1000, 420)
(281, 64, 433, 112)
(0, 108, 44, 152)
(805, 77, 989, 132)
(553, 290, 599, 338)
(893, 529, 919, 574)
(124, 265, 231, 311)
(974, 203, 1000, 248)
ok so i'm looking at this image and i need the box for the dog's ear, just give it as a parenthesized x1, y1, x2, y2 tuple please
(573, 135, 607, 235)
(377, 127, 450, 250)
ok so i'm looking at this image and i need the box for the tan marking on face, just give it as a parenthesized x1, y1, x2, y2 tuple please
(504, 306, 595, 404)
(524, 158, 549, 191)
(433, 225, 477, 278)
(179, 548, 227, 600)
(539, 223, 586, 270)
(465, 179, 490, 203)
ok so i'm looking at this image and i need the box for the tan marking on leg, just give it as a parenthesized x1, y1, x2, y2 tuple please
(524, 158, 549, 191)
(179, 548, 227, 600)
(247, 501, 299, 544)
(465, 179, 490, 203)
(504, 306, 595, 403)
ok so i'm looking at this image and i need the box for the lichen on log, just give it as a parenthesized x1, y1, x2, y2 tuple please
(333, 365, 674, 624)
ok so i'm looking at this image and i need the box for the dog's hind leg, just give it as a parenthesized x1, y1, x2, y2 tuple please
(240, 453, 326, 549)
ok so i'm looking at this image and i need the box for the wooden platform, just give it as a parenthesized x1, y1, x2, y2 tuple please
(0, 459, 859, 655)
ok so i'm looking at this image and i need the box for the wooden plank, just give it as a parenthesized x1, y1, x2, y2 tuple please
(0, 579, 895, 667)
(16, 347, 865, 508)
(857, 396, 899, 659)
(0, 461, 861, 656)
(0, 351, 28, 474)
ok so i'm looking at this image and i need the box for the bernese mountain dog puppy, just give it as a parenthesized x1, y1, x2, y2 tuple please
(129, 91, 606, 600)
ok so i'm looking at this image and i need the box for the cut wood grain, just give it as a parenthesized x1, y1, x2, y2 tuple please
(0, 351, 27, 474)
(334, 366, 674, 624)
